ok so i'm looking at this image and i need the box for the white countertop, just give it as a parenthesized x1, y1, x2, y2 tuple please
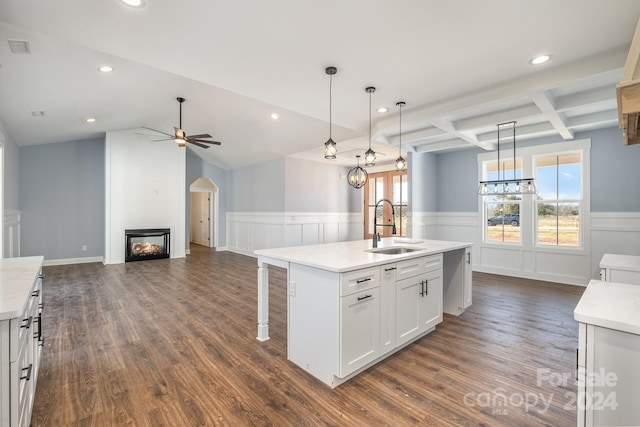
(0, 256, 44, 321)
(254, 238, 472, 273)
(574, 279, 640, 335)
(600, 253, 640, 272)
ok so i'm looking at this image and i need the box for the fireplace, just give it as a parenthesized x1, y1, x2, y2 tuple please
(125, 228, 170, 262)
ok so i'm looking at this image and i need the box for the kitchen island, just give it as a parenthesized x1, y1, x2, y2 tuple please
(255, 238, 472, 387)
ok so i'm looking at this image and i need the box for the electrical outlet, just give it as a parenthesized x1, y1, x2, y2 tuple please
(82, 245, 87, 251)
(289, 281, 296, 297)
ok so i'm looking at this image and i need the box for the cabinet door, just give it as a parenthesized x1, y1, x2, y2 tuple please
(395, 276, 422, 346)
(339, 288, 380, 378)
(420, 269, 443, 332)
(379, 265, 396, 356)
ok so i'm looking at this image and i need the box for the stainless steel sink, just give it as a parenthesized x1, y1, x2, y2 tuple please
(365, 247, 423, 255)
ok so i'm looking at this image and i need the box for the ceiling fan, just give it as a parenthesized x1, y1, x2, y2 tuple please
(141, 97, 221, 149)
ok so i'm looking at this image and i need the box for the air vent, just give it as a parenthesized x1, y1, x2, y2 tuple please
(31, 111, 45, 117)
(8, 40, 31, 54)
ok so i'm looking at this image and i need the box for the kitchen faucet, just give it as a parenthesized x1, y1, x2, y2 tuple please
(372, 198, 397, 248)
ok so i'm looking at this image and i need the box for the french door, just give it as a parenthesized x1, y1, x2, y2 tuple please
(364, 170, 408, 239)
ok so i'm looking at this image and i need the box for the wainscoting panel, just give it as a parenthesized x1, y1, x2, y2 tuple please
(227, 212, 363, 257)
(411, 211, 640, 286)
(4, 210, 20, 258)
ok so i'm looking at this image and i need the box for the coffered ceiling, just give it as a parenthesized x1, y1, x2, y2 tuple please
(0, 1, 639, 170)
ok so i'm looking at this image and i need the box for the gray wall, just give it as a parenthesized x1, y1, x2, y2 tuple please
(1, 119, 19, 210)
(19, 138, 105, 259)
(427, 126, 640, 213)
(228, 157, 285, 212)
(186, 150, 228, 248)
(435, 148, 480, 212)
(589, 127, 640, 212)
(284, 157, 358, 212)
(409, 152, 437, 212)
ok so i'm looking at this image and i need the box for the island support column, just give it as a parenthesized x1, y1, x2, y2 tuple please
(257, 259, 270, 341)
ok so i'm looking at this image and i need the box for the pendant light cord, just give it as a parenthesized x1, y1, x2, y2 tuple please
(329, 73, 333, 140)
(399, 102, 403, 154)
(369, 90, 372, 149)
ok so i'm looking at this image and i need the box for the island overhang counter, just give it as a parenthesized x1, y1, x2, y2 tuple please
(254, 237, 472, 387)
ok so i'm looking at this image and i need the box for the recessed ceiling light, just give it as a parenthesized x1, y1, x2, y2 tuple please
(377, 107, 389, 113)
(119, 0, 145, 7)
(98, 66, 114, 72)
(530, 54, 552, 65)
(270, 113, 279, 120)
(86, 118, 96, 123)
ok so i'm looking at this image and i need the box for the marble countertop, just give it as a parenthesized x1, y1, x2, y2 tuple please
(574, 279, 640, 335)
(600, 253, 640, 272)
(0, 256, 44, 321)
(254, 238, 472, 273)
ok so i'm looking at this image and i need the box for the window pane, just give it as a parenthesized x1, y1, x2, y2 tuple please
(558, 202, 580, 246)
(537, 202, 558, 245)
(392, 175, 401, 205)
(558, 156, 581, 199)
(375, 179, 384, 204)
(367, 207, 376, 235)
(486, 203, 520, 243)
(536, 156, 558, 200)
(395, 205, 408, 237)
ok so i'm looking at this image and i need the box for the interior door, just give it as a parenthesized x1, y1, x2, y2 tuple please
(200, 193, 210, 245)
(364, 170, 408, 239)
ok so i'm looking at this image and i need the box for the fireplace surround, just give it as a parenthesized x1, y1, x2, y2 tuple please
(125, 228, 170, 262)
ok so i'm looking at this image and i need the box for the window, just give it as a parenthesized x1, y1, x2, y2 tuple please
(535, 153, 582, 247)
(478, 139, 589, 251)
(364, 170, 407, 238)
(481, 159, 522, 243)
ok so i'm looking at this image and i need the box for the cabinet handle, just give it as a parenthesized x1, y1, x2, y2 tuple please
(32, 289, 40, 297)
(33, 317, 40, 339)
(39, 273, 45, 279)
(20, 364, 33, 381)
(357, 294, 372, 301)
(356, 278, 371, 284)
(425, 280, 429, 296)
(420, 281, 424, 297)
(21, 316, 33, 329)
(466, 252, 471, 264)
(384, 267, 397, 272)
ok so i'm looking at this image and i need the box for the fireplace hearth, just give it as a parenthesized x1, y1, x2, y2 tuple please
(125, 228, 170, 262)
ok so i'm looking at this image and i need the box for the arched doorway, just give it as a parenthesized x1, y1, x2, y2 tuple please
(189, 177, 218, 249)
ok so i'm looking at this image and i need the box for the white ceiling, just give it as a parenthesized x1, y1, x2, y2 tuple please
(0, 0, 639, 170)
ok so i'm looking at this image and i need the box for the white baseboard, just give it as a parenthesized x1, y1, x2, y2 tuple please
(43, 256, 104, 266)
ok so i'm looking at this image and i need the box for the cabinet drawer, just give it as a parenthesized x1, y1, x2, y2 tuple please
(9, 308, 35, 363)
(396, 254, 442, 281)
(340, 267, 380, 296)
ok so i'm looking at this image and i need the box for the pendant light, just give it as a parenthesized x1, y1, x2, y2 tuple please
(395, 101, 407, 171)
(347, 155, 368, 189)
(478, 121, 537, 196)
(323, 66, 338, 159)
(364, 86, 376, 166)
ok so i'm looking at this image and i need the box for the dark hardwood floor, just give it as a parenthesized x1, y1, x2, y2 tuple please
(32, 244, 585, 426)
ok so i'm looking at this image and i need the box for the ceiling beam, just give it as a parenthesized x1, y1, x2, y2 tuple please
(454, 104, 543, 132)
(529, 91, 575, 140)
(414, 139, 473, 153)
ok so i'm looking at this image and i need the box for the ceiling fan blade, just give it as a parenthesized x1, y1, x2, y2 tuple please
(151, 138, 173, 142)
(193, 139, 221, 145)
(188, 141, 210, 149)
(186, 133, 212, 139)
(141, 126, 173, 137)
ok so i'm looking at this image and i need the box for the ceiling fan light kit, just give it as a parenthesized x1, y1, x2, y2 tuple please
(139, 97, 221, 149)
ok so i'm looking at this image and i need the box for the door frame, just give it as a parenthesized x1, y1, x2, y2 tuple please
(189, 178, 219, 248)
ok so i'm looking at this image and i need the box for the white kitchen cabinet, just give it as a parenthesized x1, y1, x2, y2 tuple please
(339, 287, 380, 377)
(0, 257, 44, 427)
(599, 254, 640, 285)
(443, 247, 472, 315)
(272, 239, 472, 388)
(395, 269, 443, 347)
(379, 265, 396, 356)
(574, 280, 640, 426)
